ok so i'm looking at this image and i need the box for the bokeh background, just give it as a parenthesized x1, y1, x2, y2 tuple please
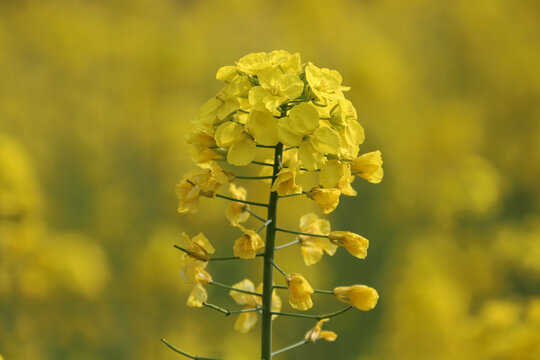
(1, 0, 540, 359)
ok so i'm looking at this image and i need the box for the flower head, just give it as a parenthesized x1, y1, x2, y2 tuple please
(233, 224, 265, 259)
(305, 319, 338, 343)
(306, 186, 341, 214)
(333, 285, 379, 311)
(287, 273, 314, 310)
(225, 184, 250, 226)
(352, 151, 384, 184)
(298, 213, 336, 266)
(328, 231, 369, 259)
(229, 279, 281, 333)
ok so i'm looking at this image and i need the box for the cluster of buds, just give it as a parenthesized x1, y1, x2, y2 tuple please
(164, 50, 383, 360)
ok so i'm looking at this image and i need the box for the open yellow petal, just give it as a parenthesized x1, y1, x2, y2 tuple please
(246, 110, 279, 146)
(234, 311, 259, 334)
(227, 135, 256, 166)
(287, 273, 314, 311)
(352, 150, 384, 184)
(215, 122, 244, 148)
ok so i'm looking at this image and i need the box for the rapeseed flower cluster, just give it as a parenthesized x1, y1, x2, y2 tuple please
(170, 50, 383, 358)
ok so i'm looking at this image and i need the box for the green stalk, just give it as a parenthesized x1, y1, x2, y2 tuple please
(260, 141, 283, 360)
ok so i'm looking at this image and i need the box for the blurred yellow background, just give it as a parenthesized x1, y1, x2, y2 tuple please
(1, 0, 539, 359)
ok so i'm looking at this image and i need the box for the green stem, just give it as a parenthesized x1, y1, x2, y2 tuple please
(274, 239, 300, 250)
(278, 192, 305, 198)
(272, 284, 334, 295)
(261, 141, 283, 360)
(257, 219, 273, 234)
(271, 261, 288, 277)
(209, 280, 262, 297)
(244, 208, 267, 222)
(251, 160, 274, 167)
(215, 193, 268, 207)
(275, 227, 329, 238)
(271, 306, 353, 320)
(160, 338, 221, 360)
(174, 245, 263, 261)
(203, 302, 261, 316)
(271, 339, 309, 357)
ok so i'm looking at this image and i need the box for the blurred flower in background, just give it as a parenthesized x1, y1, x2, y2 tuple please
(1, 0, 539, 359)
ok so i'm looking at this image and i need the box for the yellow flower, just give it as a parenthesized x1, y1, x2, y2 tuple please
(198, 75, 251, 127)
(236, 50, 300, 76)
(180, 232, 215, 261)
(175, 162, 235, 213)
(305, 319, 338, 343)
(333, 285, 379, 311)
(185, 130, 222, 167)
(245, 110, 279, 146)
(249, 67, 304, 112)
(278, 103, 341, 170)
(287, 273, 314, 310)
(187, 282, 208, 308)
(216, 65, 238, 81)
(225, 184, 250, 226)
(229, 279, 281, 333)
(214, 121, 257, 166)
(306, 186, 341, 214)
(233, 224, 265, 259)
(180, 256, 213, 308)
(305, 61, 346, 104)
(320, 159, 356, 196)
(352, 151, 384, 184)
(271, 162, 303, 196)
(298, 213, 337, 266)
(328, 231, 369, 259)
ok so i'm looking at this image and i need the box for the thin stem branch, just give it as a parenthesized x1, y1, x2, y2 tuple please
(174, 245, 263, 261)
(251, 160, 275, 167)
(274, 239, 300, 250)
(272, 339, 309, 357)
(256, 144, 277, 148)
(278, 192, 306, 198)
(244, 208, 267, 223)
(203, 302, 261, 317)
(271, 306, 353, 321)
(257, 219, 273, 234)
(160, 339, 221, 360)
(275, 227, 329, 238)
(209, 280, 263, 297)
(271, 261, 288, 277)
(215, 193, 268, 207)
(272, 285, 334, 295)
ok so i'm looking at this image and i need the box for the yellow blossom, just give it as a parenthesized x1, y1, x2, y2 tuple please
(320, 159, 356, 196)
(185, 130, 222, 167)
(305, 319, 338, 343)
(186, 282, 208, 308)
(298, 213, 337, 266)
(175, 162, 234, 213)
(305, 61, 347, 104)
(352, 150, 384, 184)
(246, 110, 279, 146)
(180, 256, 212, 308)
(306, 186, 341, 214)
(328, 231, 369, 259)
(180, 232, 215, 261)
(271, 163, 303, 196)
(225, 184, 250, 226)
(214, 121, 257, 166)
(249, 67, 304, 112)
(287, 273, 314, 310)
(333, 285, 379, 311)
(216, 65, 238, 81)
(229, 279, 281, 333)
(233, 224, 265, 259)
(278, 103, 341, 170)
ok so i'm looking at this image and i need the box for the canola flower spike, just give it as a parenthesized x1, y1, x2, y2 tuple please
(171, 50, 383, 360)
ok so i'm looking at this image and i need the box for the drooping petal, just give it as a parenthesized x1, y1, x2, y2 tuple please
(234, 311, 259, 333)
(229, 279, 258, 306)
(186, 283, 207, 307)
